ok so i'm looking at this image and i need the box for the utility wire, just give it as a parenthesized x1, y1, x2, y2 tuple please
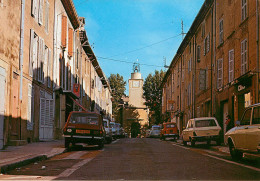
(96, 56, 164, 68)
(108, 34, 182, 58)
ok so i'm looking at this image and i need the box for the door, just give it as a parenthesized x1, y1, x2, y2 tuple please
(39, 92, 54, 141)
(11, 72, 19, 137)
(223, 102, 229, 133)
(0, 67, 6, 149)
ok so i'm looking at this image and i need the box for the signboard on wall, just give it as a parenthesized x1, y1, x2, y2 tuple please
(73, 84, 80, 97)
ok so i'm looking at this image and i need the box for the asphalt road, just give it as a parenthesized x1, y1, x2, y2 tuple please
(4, 138, 260, 180)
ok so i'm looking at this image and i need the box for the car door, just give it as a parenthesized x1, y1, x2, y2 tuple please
(245, 106, 260, 152)
(183, 120, 192, 141)
(233, 107, 252, 150)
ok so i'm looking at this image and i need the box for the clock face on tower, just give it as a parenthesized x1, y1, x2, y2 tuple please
(132, 80, 140, 88)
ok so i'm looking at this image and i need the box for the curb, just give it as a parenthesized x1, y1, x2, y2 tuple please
(0, 148, 66, 174)
(0, 155, 47, 174)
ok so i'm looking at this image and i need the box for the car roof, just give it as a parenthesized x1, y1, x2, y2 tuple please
(189, 117, 217, 121)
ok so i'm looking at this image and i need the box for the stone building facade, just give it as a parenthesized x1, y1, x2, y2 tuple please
(161, 0, 259, 139)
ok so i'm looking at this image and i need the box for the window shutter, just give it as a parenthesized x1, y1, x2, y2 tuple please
(29, 29, 34, 77)
(33, 35, 38, 78)
(27, 84, 33, 130)
(199, 69, 206, 90)
(68, 28, 73, 57)
(229, 49, 234, 82)
(40, 98, 46, 127)
(61, 15, 67, 48)
(48, 49, 51, 87)
(37, 37, 42, 82)
(38, 0, 43, 25)
(207, 34, 210, 53)
(204, 38, 206, 55)
(42, 39, 45, 83)
(31, 0, 37, 18)
(45, 0, 49, 32)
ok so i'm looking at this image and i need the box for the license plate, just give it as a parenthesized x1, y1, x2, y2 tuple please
(76, 129, 90, 134)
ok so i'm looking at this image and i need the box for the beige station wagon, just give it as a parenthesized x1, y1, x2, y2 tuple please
(225, 103, 260, 160)
(182, 117, 221, 147)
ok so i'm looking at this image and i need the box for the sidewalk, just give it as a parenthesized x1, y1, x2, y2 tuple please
(0, 139, 65, 174)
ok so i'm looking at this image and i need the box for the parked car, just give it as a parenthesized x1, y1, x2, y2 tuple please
(109, 121, 117, 140)
(160, 122, 179, 140)
(103, 119, 113, 144)
(182, 117, 221, 147)
(225, 103, 260, 160)
(115, 123, 121, 138)
(149, 125, 161, 138)
(63, 111, 105, 149)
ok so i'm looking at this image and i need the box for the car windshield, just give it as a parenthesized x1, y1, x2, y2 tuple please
(103, 121, 108, 128)
(152, 127, 160, 130)
(69, 113, 99, 125)
(195, 119, 217, 127)
(166, 124, 175, 128)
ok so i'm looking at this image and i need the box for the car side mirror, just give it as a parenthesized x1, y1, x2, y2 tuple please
(235, 120, 240, 126)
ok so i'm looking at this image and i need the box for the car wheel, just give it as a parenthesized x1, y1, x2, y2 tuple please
(65, 138, 70, 149)
(98, 140, 104, 149)
(191, 140, 195, 147)
(216, 138, 221, 146)
(183, 140, 187, 146)
(207, 140, 211, 146)
(228, 140, 243, 160)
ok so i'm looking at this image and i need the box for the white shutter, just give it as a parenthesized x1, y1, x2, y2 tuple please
(40, 98, 46, 126)
(37, 37, 42, 81)
(33, 35, 38, 78)
(207, 34, 210, 53)
(29, 29, 34, 77)
(48, 49, 51, 87)
(27, 84, 33, 130)
(204, 38, 206, 55)
(49, 99, 54, 123)
(42, 39, 45, 83)
(31, 0, 37, 17)
(45, 0, 49, 32)
(38, 0, 43, 25)
(229, 49, 234, 82)
(45, 99, 50, 126)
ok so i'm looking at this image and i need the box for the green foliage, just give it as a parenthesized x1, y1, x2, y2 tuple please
(143, 70, 165, 125)
(108, 73, 126, 116)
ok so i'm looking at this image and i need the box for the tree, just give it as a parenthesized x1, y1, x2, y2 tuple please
(143, 70, 165, 125)
(108, 74, 126, 119)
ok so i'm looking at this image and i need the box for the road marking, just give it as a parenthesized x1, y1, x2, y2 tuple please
(58, 150, 104, 178)
(63, 151, 87, 160)
(204, 154, 260, 172)
(172, 143, 190, 150)
(112, 139, 120, 144)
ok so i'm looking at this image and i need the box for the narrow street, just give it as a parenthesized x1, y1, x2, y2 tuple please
(2, 138, 259, 180)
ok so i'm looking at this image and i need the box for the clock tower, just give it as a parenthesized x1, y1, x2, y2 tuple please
(128, 62, 148, 126)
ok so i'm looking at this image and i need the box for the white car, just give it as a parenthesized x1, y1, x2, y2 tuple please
(225, 103, 260, 160)
(115, 123, 121, 139)
(149, 125, 161, 138)
(103, 119, 112, 144)
(182, 117, 221, 147)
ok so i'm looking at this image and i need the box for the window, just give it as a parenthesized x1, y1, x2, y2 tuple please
(241, 0, 247, 21)
(240, 108, 251, 125)
(219, 19, 224, 44)
(252, 106, 260, 124)
(217, 59, 223, 89)
(195, 119, 217, 128)
(31, 0, 39, 20)
(204, 34, 210, 55)
(38, 0, 44, 25)
(61, 15, 67, 48)
(76, 49, 79, 69)
(47, 48, 51, 87)
(229, 49, 234, 82)
(45, 0, 49, 32)
(241, 39, 247, 75)
(197, 45, 201, 62)
(37, 37, 45, 83)
(201, 21, 205, 38)
(189, 42, 192, 53)
(199, 69, 206, 90)
(27, 84, 34, 130)
(68, 28, 73, 57)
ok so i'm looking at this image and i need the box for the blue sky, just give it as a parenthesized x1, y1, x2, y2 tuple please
(74, 0, 204, 95)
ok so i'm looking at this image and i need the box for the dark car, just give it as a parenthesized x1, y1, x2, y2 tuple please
(63, 111, 105, 149)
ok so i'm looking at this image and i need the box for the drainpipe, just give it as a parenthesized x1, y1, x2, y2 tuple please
(19, 0, 25, 140)
(211, 1, 216, 116)
(256, 0, 259, 104)
(19, 0, 25, 100)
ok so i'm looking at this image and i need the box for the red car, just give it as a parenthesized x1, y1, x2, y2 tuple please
(160, 122, 179, 140)
(63, 111, 105, 149)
